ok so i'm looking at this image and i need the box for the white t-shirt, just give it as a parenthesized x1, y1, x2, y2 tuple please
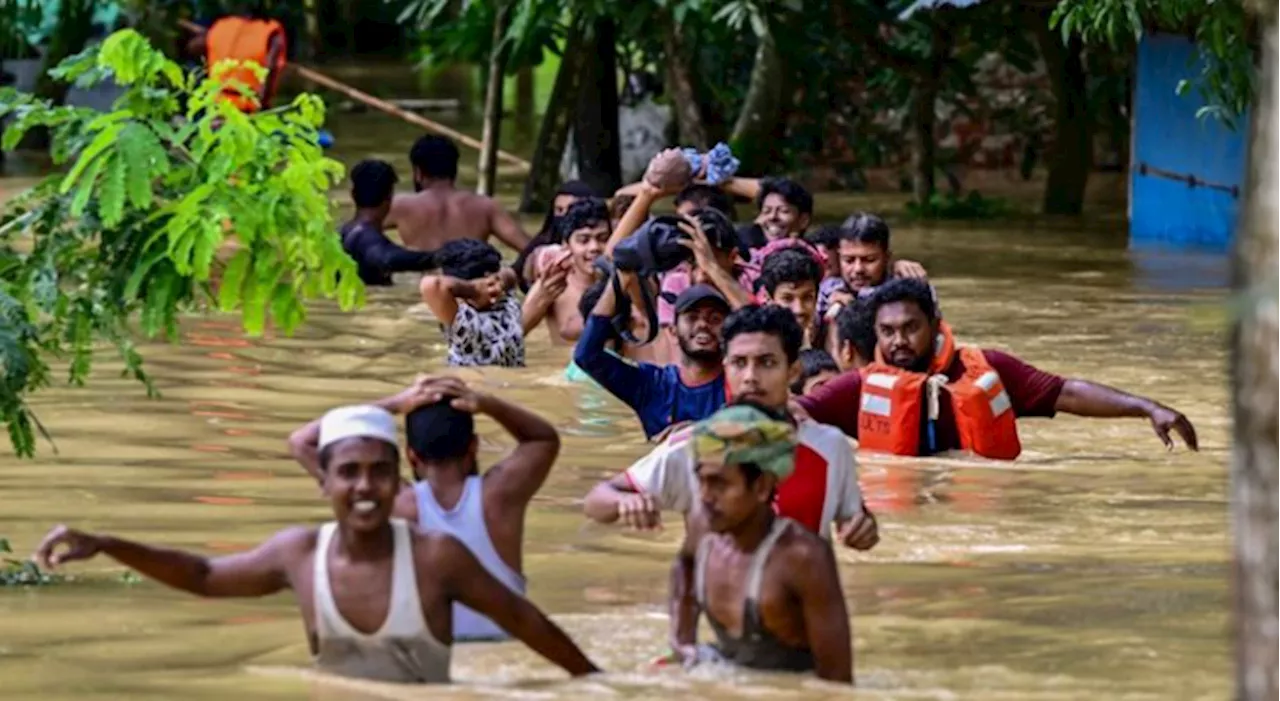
(623, 420, 863, 539)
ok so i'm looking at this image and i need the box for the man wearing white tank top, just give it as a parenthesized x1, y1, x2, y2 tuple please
(35, 405, 599, 684)
(289, 375, 558, 642)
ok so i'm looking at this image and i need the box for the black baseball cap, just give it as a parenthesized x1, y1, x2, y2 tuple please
(664, 284, 730, 316)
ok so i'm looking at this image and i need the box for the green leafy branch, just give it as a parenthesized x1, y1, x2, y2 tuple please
(1051, 0, 1255, 126)
(0, 29, 364, 457)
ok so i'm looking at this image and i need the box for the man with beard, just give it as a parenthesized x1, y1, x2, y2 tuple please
(669, 404, 855, 681)
(800, 278, 1199, 458)
(34, 405, 600, 684)
(574, 268, 730, 439)
(385, 135, 531, 253)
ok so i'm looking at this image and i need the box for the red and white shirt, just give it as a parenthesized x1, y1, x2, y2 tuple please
(623, 420, 864, 539)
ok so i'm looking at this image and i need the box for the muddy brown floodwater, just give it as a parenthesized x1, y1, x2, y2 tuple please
(0, 100, 1232, 700)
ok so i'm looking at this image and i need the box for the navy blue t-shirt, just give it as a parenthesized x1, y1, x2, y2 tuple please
(573, 315, 726, 439)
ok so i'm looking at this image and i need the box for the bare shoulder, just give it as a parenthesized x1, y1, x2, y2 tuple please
(775, 523, 837, 575)
(264, 525, 321, 560)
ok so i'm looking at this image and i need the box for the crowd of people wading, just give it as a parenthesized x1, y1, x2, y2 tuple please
(34, 8, 1199, 688)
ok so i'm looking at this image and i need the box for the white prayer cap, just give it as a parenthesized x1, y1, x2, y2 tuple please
(318, 405, 399, 451)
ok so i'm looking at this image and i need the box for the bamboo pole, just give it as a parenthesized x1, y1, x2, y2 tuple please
(1232, 11, 1278, 700)
(178, 19, 531, 171)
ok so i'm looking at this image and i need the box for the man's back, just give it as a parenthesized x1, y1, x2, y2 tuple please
(389, 189, 507, 252)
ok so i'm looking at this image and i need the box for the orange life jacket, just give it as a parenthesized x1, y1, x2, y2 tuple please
(856, 322, 1021, 460)
(205, 17, 287, 113)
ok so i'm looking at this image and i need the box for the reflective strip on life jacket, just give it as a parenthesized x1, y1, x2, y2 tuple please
(947, 349, 1021, 460)
(974, 370, 1013, 418)
(856, 367, 925, 456)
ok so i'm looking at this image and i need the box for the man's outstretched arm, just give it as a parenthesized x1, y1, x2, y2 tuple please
(35, 524, 301, 598)
(1055, 379, 1199, 450)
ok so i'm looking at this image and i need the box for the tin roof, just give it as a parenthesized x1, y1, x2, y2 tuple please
(898, 0, 990, 20)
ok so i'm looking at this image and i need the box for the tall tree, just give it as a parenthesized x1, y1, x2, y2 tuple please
(477, 0, 513, 197)
(521, 17, 587, 212)
(572, 16, 622, 195)
(1026, 3, 1093, 215)
(1231, 4, 1277, 698)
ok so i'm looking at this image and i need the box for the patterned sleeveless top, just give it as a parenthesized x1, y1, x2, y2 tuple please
(445, 295, 525, 367)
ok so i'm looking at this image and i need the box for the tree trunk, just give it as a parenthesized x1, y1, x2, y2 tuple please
(573, 17, 622, 195)
(729, 25, 783, 174)
(515, 65, 535, 138)
(477, 1, 513, 197)
(909, 24, 948, 202)
(19, 0, 95, 151)
(1031, 7, 1093, 215)
(662, 11, 707, 149)
(519, 19, 588, 212)
(1232, 13, 1278, 701)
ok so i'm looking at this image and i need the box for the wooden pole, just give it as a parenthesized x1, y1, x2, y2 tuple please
(177, 19, 531, 171)
(1232, 9, 1278, 700)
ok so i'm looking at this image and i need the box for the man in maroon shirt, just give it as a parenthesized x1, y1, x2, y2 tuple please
(798, 278, 1198, 456)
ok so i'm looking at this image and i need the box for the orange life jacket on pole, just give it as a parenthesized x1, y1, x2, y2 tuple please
(205, 17, 287, 113)
(856, 322, 1021, 460)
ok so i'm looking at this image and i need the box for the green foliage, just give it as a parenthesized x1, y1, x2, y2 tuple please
(1051, 0, 1255, 124)
(0, 537, 64, 586)
(0, 29, 362, 457)
(905, 191, 1012, 220)
(400, 0, 560, 72)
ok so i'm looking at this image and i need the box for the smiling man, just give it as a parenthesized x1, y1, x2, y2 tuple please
(34, 405, 599, 684)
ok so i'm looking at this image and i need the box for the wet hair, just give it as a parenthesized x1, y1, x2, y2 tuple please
(839, 212, 891, 250)
(349, 159, 398, 209)
(757, 177, 813, 216)
(792, 348, 839, 395)
(318, 438, 397, 472)
(870, 277, 937, 323)
(721, 304, 804, 364)
(435, 239, 501, 280)
(676, 184, 736, 220)
(835, 297, 877, 362)
(690, 207, 738, 253)
(406, 400, 475, 463)
(559, 197, 610, 241)
(804, 225, 842, 251)
(409, 135, 459, 181)
(757, 248, 823, 297)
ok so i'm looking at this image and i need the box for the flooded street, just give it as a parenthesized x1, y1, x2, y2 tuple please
(0, 100, 1233, 699)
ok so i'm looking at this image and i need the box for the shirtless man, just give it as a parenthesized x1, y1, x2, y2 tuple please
(289, 376, 557, 642)
(386, 135, 531, 253)
(34, 405, 599, 684)
(672, 404, 854, 682)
